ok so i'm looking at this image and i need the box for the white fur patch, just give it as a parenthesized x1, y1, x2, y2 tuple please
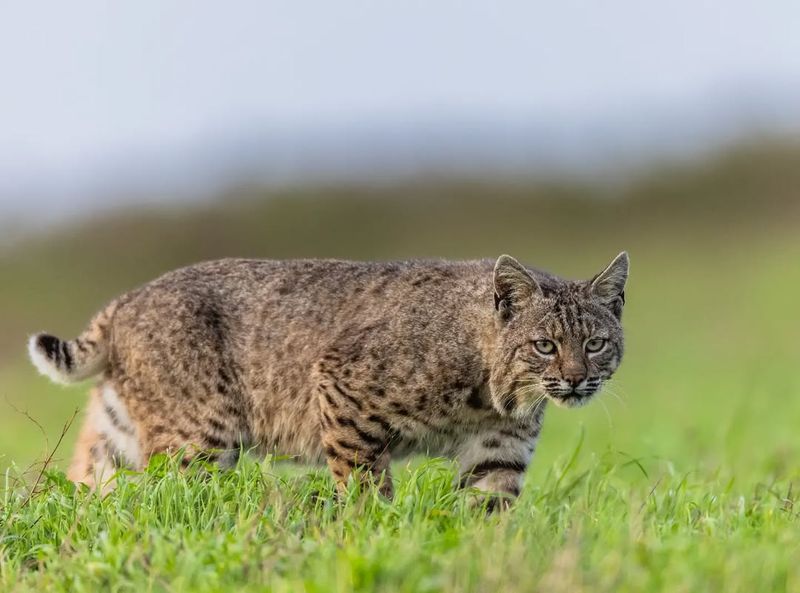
(27, 334, 71, 385)
(470, 470, 524, 495)
(456, 430, 536, 477)
(96, 384, 142, 469)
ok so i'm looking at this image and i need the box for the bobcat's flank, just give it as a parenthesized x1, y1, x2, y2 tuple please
(28, 253, 628, 502)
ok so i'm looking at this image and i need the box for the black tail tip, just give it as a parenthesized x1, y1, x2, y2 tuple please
(36, 334, 61, 359)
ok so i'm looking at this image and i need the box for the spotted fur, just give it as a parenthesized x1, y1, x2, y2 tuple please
(28, 253, 628, 503)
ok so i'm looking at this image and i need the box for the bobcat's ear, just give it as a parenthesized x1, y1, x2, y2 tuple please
(493, 255, 541, 320)
(590, 251, 629, 318)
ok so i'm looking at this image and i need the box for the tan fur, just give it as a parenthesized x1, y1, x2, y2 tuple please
(29, 254, 628, 502)
(67, 386, 103, 484)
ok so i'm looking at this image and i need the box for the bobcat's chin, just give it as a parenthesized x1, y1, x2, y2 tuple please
(547, 392, 594, 409)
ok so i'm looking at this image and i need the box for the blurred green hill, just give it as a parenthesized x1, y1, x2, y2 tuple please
(1, 139, 799, 474)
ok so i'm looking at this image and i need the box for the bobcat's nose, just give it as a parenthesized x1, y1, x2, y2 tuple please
(563, 372, 586, 388)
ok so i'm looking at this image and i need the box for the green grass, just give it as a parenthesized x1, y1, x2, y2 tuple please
(1, 452, 798, 592)
(1, 141, 800, 591)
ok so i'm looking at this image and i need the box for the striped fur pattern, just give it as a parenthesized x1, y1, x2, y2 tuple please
(28, 253, 628, 504)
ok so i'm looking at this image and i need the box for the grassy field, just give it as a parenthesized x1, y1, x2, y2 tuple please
(1, 142, 799, 591)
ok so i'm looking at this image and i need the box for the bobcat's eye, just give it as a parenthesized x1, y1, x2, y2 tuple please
(585, 338, 607, 353)
(533, 340, 556, 355)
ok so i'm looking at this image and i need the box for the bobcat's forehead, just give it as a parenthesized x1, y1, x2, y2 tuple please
(517, 286, 615, 342)
(541, 297, 588, 339)
(546, 301, 614, 338)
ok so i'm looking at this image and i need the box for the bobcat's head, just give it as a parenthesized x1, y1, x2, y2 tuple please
(489, 252, 628, 417)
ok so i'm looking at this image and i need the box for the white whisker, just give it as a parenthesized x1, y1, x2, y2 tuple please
(600, 383, 628, 409)
(605, 378, 630, 402)
(597, 397, 614, 429)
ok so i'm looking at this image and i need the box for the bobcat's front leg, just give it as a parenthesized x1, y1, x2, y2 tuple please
(457, 419, 543, 510)
(316, 361, 395, 498)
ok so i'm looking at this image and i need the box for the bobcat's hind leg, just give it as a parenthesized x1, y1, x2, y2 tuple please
(68, 384, 142, 490)
(133, 393, 251, 471)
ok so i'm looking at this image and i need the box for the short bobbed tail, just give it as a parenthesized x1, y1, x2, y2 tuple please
(28, 301, 117, 385)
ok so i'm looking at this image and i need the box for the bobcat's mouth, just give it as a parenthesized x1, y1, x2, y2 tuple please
(547, 385, 600, 408)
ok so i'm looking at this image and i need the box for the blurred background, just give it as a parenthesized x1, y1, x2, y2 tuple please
(1, 1, 799, 485)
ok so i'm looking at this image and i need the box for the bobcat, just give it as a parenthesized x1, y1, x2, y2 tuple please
(28, 253, 628, 503)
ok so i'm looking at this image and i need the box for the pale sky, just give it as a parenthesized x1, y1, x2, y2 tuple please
(1, 1, 799, 212)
